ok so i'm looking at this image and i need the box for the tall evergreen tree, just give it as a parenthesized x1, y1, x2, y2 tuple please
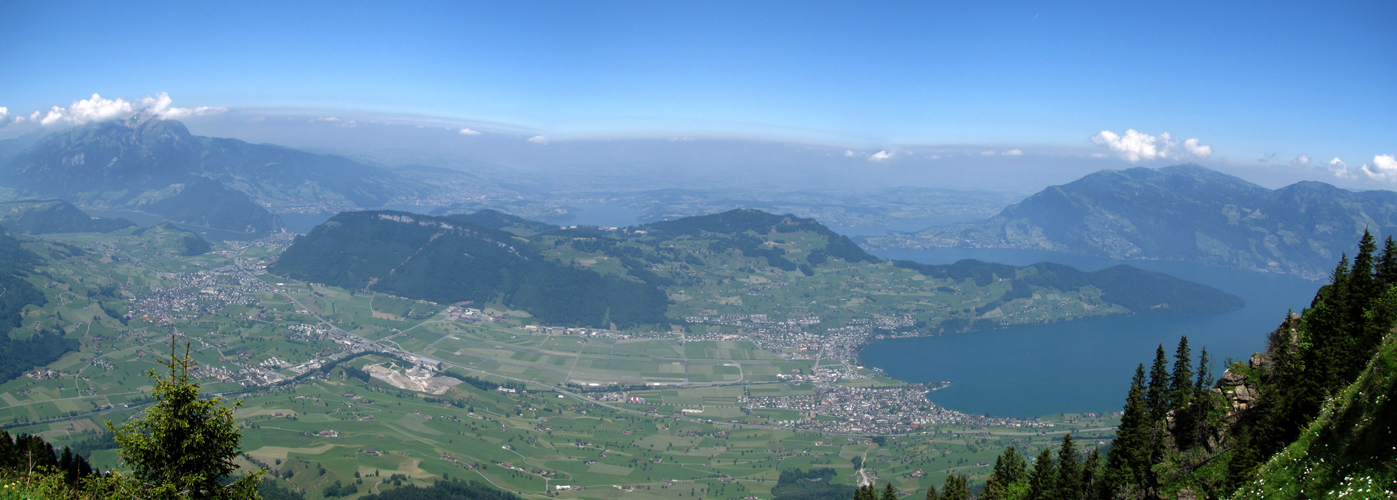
(881, 482, 897, 500)
(1169, 337, 1194, 412)
(1102, 365, 1149, 497)
(1193, 347, 1213, 394)
(1079, 447, 1103, 500)
(923, 482, 940, 500)
(981, 447, 1028, 500)
(992, 446, 1029, 485)
(58, 446, 73, 481)
(1173, 345, 1216, 450)
(1358, 287, 1397, 379)
(1055, 434, 1082, 500)
(1350, 230, 1378, 302)
(940, 475, 970, 500)
(0, 429, 13, 469)
(1376, 236, 1397, 290)
(1146, 344, 1171, 420)
(1026, 448, 1057, 500)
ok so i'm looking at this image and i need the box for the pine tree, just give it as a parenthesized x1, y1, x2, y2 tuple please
(1376, 236, 1397, 290)
(881, 482, 898, 500)
(107, 338, 262, 500)
(1026, 448, 1057, 500)
(1193, 347, 1213, 394)
(1055, 434, 1082, 500)
(1079, 447, 1103, 499)
(0, 429, 13, 469)
(1305, 255, 1352, 392)
(1358, 287, 1397, 378)
(982, 447, 1028, 500)
(1146, 344, 1171, 420)
(1175, 346, 1215, 450)
(58, 446, 74, 483)
(941, 475, 970, 500)
(992, 446, 1029, 485)
(1102, 365, 1149, 497)
(923, 482, 941, 500)
(1342, 232, 1379, 372)
(1169, 337, 1193, 412)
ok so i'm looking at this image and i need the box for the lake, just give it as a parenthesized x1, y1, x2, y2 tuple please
(859, 248, 1323, 419)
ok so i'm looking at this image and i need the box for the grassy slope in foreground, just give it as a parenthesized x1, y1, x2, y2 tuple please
(1233, 330, 1397, 499)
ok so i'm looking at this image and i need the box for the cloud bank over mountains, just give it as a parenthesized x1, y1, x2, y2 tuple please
(3, 93, 225, 128)
(1089, 129, 1213, 162)
(1, 92, 1392, 193)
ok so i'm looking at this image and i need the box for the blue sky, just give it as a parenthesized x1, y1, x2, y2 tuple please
(1, 1, 1394, 185)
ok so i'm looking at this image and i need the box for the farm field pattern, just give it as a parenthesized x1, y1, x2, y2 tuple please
(0, 229, 1117, 500)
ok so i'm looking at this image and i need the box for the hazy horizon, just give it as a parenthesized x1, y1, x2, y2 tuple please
(2, 1, 1393, 196)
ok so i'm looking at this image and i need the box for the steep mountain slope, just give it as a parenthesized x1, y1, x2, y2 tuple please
(1, 116, 433, 232)
(869, 165, 1397, 279)
(1234, 328, 1396, 499)
(272, 208, 1241, 332)
(271, 211, 669, 328)
(0, 199, 134, 234)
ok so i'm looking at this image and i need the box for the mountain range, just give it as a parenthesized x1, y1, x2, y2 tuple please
(866, 164, 1397, 279)
(0, 116, 434, 235)
(272, 208, 1241, 330)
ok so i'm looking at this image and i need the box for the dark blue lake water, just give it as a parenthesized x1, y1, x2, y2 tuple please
(860, 248, 1323, 419)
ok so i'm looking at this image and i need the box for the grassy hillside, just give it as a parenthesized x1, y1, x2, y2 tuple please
(1233, 330, 1396, 499)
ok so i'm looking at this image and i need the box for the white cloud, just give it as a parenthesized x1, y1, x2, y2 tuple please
(1091, 153, 1109, 158)
(29, 92, 223, 127)
(39, 93, 135, 126)
(1329, 158, 1358, 180)
(1361, 155, 1397, 182)
(459, 128, 481, 135)
(1003, 149, 1023, 156)
(980, 150, 996, 155)
(140, 92, 225, 120)
(869, 150, 892, 161)
(527, 135, 548, 144)
(1182, 138, 1212, 158)
(1290, 154, 1311, 167)
(844, 150, 855, 157)
(1089, 129, 1212, 162)
(0, 107, 7, 122)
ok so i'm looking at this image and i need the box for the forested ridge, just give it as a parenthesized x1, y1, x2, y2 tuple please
(271, 211, 670, 328)
(892, 260, 1244, 316)
(0, 231, 75, 383)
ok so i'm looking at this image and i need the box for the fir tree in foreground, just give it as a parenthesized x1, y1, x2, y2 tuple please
(106, 338, 264, 500)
